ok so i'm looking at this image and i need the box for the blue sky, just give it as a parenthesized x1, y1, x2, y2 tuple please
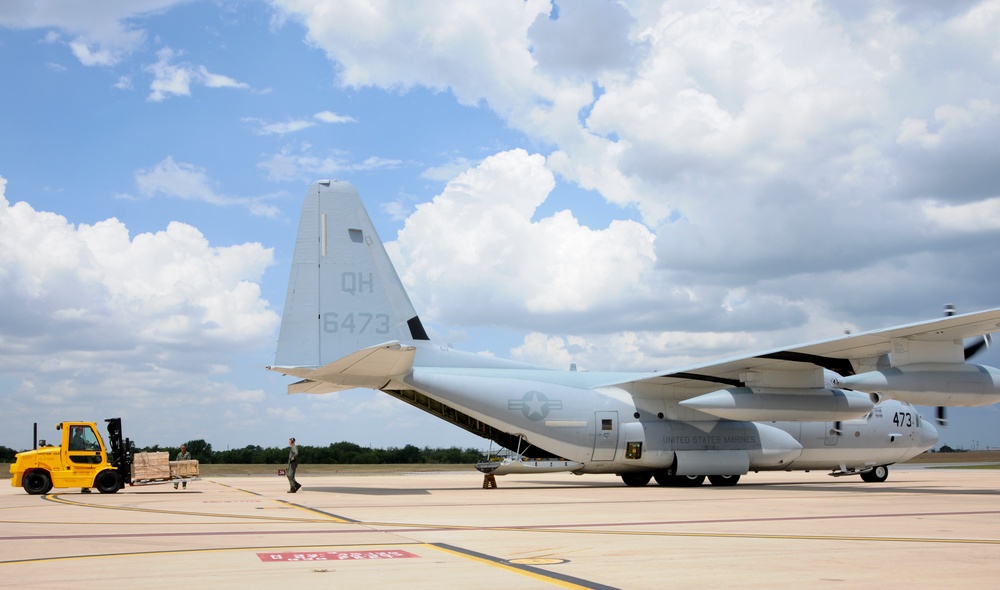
(2, 0, 1000, 453)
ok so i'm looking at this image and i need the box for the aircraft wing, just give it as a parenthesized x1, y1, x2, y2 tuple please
(618, 307, 1000, 416)
(268, 341, 416, 394)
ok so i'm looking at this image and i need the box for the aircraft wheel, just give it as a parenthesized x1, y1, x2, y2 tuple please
(653, 473, 677, 486)
(860, 465, 889, 483)
(23, 471, 52, 495)
(95, 470, 122, 494)
(680, 475, 705, 487)
(653, 474, 705, 487)
(707, 474, 740, 486)
(621, 473, 652, 487)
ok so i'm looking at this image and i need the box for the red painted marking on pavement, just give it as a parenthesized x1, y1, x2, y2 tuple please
(257, 550, 419, 562)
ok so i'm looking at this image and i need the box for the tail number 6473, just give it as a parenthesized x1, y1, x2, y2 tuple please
(323, 312, 390, 334)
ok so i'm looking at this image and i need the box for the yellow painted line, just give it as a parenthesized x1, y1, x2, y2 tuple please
(425, 543, 611, 590)
(211, 480, 265, 497)
(272, 499, 355, 524)
(39, 494, 348, 524)
(327, 519, 1000, 545)
(20, 493, 1000, 546)
(4, 538, 606, 588)
(509, 527, 1000, 545)
(510, 558, 570, 565)
(211, 481, 356, 521)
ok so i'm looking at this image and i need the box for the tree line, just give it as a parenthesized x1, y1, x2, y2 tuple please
(136, 440, 485, 465)
(1, 441, 485, 464)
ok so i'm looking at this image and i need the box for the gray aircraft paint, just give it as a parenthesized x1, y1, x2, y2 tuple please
(269, 181, 1000, 485)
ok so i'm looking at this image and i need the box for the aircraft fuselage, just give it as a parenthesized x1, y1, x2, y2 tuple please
(403, 354, 937, 478)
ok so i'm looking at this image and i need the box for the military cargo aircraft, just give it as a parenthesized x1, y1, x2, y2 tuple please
(268, 181, 1000, 486)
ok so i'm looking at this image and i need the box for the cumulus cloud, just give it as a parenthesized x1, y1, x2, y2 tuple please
(146, 47, 250, 102)
(0, 180, 277, 354)
(131, 156, 282, 217)
(273, 0, 550, 107)
(390, 149, 656, 330)
(256, 144, 401, 182)
(244, 110, 357, 136)
(924, 197, 1000, 231)
(528, 0, 643, 79)
(0, 0, 183, 66)
(314, 110, 356, 124)
(0, 176, 281, 444)
(274, 0, 1000, 372)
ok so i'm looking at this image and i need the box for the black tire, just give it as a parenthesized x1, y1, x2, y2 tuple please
(621, 473, 652, 487)
(653, 472, 677, 486)
(860, 465, 889, 483)
(23, 471, 52, 495)
(708, 474, 741, 486)
(654, 473, 705, 487)
(95, 470, 122, 494)
(679, 475, 705, 487)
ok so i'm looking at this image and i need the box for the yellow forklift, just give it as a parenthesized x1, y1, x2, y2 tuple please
(9, 418, 133, 494)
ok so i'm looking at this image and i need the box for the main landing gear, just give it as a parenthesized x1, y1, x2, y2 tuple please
(621, 472, 741, 487)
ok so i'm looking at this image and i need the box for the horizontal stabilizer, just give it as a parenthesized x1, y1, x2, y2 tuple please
(287, 379, 351, 395)
(269, 341, 416, 394)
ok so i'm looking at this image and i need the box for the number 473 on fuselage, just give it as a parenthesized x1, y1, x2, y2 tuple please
(267, 180, 1000, 487)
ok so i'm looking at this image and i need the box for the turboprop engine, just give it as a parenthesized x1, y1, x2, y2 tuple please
(678, 387, 874, 421)
(833, 362, 1000, 407)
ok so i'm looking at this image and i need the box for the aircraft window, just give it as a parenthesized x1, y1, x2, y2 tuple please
(601, 419, 613, 431)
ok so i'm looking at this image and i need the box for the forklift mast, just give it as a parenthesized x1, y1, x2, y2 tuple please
(104, 417, 133, 483)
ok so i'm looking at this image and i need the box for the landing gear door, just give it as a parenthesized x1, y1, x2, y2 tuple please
(592, 411, 618, 461)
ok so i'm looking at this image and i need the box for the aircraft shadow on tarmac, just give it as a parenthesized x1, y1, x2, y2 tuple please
(471, 478, 1000, 497)
(731, 480, 1000, 497)
(133, 482, 997, 497)
(297, 486, 432, 496)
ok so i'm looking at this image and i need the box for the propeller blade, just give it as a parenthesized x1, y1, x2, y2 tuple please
(965, 334, 992, 359)
(936, 406, 948, 427)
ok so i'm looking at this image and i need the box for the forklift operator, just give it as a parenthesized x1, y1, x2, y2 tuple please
(69, 426, 97, 451)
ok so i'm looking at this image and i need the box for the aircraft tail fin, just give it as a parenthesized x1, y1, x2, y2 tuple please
(273, 180, 428, 369)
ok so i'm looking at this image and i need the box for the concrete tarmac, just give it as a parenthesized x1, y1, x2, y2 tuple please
(3, 467, 1000, 589)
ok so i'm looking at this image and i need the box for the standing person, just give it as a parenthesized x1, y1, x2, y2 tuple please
(174, 443, 191, 490)
(287, 437, 301, 493)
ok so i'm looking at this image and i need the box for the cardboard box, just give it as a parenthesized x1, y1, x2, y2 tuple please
(133, 451, 170, 481)
(170, 460, 200, 478)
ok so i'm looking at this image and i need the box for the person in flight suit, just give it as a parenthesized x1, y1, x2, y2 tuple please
(287, 437, 302, 493)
